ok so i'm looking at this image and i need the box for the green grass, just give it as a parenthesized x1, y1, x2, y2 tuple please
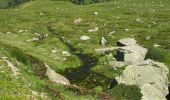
(0, 0, 170, 99)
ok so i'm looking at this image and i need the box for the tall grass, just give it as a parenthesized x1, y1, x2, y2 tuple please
(0, 0, 31, 8)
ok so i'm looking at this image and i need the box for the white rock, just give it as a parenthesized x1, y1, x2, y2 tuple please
(80, 35, 90, 41)
(25, 30, 28, 32)
(153, 44, 161, 48)
(101, 37, 108, 46)
(51, 50, 57, 54)
(74, 18, 82, 24)
(115, 63, 169, 97)
(88, 27, 99, 32)
(40, 12, 44, 16)
(94, 12, 98, 15)
(45, 64, 70, 85)
(108, 30, 116, 36)
(6, 31, 12, 34)
(62, 51, 70, 56)
(34, 33, 41, 36)
(18, 30, 24, 33)
(124, 28, 130, 32)
(146, 36, 151, 40)
(136, 18, 142, 22)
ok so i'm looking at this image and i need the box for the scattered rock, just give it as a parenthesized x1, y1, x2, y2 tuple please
(2, 58, 19, 77)
(88, 27, 99, 32)
(153, 43, 161, 48)
(124, 29, 130, 32)
(101, 37, 108, 46)
(40, 12, 44, 16)
(108, 30, 116, 36)
(62, 51, 70, 56)
(136, 18, 143, 22)
(80, 35, 90, 41)
(26, 38, 39, 42)
(146, 36, 151, 40)
(25, 30, 28, 32)
(18, 30, 24, 33)
(51, 50, 57, 54)
(94, 12, 98, 15)
(74, 18, 82, 24)
(34, 33, 41, 36)
(45, 64, 70, 85)
(6, 31, 12, 34)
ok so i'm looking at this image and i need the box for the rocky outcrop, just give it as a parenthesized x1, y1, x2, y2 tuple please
(116, 38, 148, 65)
(112, 38, 169, 100)
(115, 61, 169, 97)
(45, 64, 70, 85)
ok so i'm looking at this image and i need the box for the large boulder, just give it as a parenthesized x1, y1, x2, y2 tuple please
(116, 38, 148, 65)
(117, 38, 137, 46)
(141, 83, 166, 100)
(115, 60, 169, 99)
(45, 64, 70, 85)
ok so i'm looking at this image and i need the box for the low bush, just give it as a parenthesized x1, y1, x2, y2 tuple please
(0, 0, 31, 8)
(108, 84, 142, 100)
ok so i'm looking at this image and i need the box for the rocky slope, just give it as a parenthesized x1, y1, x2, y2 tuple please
(0, 0, 170, 100)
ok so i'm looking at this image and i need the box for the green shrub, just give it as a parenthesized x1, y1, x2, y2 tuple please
(0, 0, 31, 8)
(108, 84, 142, 100)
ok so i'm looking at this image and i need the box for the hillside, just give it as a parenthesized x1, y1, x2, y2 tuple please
(0, 0, 170, 99)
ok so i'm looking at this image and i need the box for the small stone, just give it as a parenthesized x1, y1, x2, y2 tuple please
(88, 27, 99, 32)
(136, 18, 142, 22)
(80, 35, 90, 41)
(108, 30, 116, 36)
(40, 12, 44, 16)
(74, 18, 82, 24)
(94, 12, 98, 15)
(1, 57, 8, 59)
(124, 29, 130, 32)
(101, 37, 108, 46)
(52, 50, 57, 54)
(34, 33, 41, 36)
(25, 30, 28, 32)
(32, 91, 39, 97)
(62, 51, 70, 56)
(153, 44, 161, 48)
(18, 30, 24, 33)
(146, 36, 151, 40)
(45, 34, 48, 37)
(6, 31, 12, 34)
